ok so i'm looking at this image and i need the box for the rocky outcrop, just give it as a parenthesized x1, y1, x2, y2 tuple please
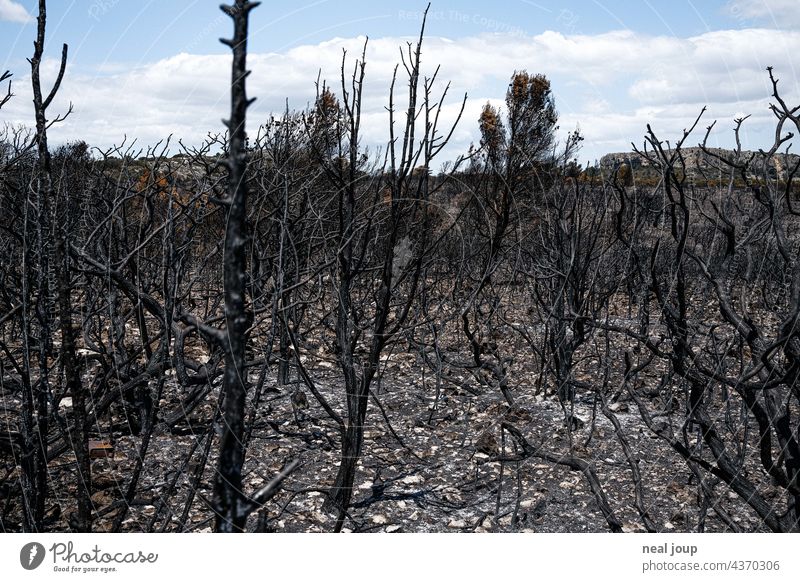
(600, 147, 799, 180)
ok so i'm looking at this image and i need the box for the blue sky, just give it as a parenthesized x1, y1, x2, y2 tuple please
(1, 0, 798, 165)
(0, 1, 777, 64)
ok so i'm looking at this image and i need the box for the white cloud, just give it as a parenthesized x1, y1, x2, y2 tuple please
(0, 0, 32, 23)
(727, 0, 800, 29)
(628, 28, 798, 106)
(2, 27, 798, 165)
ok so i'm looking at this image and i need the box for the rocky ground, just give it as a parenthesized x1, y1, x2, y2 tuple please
(8, 340, 775, 534)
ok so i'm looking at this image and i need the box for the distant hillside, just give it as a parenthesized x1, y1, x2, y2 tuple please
(599, 147, 799, 182)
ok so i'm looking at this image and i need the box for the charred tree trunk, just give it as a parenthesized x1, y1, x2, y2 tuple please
(215, 0, 259, 533)
(322, 5, 465, 529)
(27, 0, 72, 532)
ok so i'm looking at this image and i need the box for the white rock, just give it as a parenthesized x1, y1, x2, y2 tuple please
(607, 402, 629, 413)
